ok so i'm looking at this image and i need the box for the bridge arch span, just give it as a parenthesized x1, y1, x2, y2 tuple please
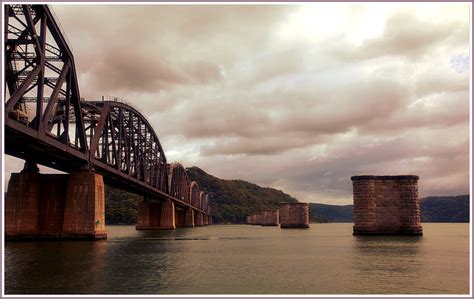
(189, 181, 200, 208)
(167, 162, 190, 203)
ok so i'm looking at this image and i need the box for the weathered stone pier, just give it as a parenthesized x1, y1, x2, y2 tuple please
(279, 202, 310, 228)
(351, 175, 422, 236)
(247, 210, 280, 226)
(5, 164, 106, 240)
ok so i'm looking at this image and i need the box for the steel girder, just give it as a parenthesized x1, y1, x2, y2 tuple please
(5, 5, 86, 152)
(4, 4, 210, 215)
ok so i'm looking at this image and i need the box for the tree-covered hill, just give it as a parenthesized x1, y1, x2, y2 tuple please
(186, 166, 298, 223)
(420, 195, 470, 222)
(309, 203, 354, 223)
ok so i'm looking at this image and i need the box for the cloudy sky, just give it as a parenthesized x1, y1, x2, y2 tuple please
(4, 3, 471, 205)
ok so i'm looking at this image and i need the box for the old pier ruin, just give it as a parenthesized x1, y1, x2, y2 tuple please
(280, 202, 310, 228)
(351, 175, 422, 236)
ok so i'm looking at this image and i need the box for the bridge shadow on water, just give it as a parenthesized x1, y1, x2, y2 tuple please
(5, 227, 204, 294)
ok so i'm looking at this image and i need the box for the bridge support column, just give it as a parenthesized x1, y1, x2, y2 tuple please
(160, 201, 176, 229)
(195, 212, 204, 226)
(62, 172, 107, 239)
(184, 208, 195, 227)
(5, 167, 41, 238)
(136, 200, 176, 230)
(175, 208, 186, 227)
(203, 215, 209, 225)
(5, 166, 106, 240)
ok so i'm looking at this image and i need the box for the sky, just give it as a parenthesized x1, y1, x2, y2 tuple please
(4, 3, 471, 205)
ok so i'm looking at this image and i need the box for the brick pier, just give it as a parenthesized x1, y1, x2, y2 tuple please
(351, 175, 422, 236)
(280, 202, 310, 228)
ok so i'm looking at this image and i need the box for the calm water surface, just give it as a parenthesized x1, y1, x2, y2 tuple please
(4, 223, 470, 295)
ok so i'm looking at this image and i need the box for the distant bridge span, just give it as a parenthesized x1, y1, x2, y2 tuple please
(4, 4, 210, 239)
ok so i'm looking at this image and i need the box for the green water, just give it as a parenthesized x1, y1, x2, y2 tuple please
(4, 223, 470, 295)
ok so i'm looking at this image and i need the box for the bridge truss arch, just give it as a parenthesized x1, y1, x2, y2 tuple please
(4, 4, 209, 215)
(167, 163, 190, 204)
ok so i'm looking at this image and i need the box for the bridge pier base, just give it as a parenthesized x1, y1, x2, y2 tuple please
(5, 170, 41, 238)
(184, 208, 195, 227)
(175, 208, 186, 227)
(136, 200, 176, 230)
(5, 168, 107, 240)
(195, 212, 204, 226)
(62, 172, 107, 240)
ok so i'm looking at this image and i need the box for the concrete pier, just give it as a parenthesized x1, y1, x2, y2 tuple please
(184, 208, 195, 227)
(62, 172, 107, 239)
(5, 168, 107, 240)
(351, 175, 422, 236)
(195, 212, 204, 226)
(280, 202, 310, 228)
(175, 208, 186, 227)
(136, 200, 176, 230)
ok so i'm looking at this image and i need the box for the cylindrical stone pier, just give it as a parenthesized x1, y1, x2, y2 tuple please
(351, 175, 422, 236)
(280, 202, 310, 228)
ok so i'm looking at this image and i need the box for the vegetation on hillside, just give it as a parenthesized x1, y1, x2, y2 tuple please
(309, 203, 354, 223)
(420, 195, 470, 222)
(186, 166, 298, 223)
(105, 186, 141, 224)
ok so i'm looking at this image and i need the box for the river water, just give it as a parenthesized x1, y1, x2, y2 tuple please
(4, 223, 470, 295)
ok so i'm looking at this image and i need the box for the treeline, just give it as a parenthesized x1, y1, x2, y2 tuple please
(105, 186, 141, 224)
(186, 166, 298, 223)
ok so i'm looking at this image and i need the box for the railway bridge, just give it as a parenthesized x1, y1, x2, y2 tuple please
(4, 4, 211, 240)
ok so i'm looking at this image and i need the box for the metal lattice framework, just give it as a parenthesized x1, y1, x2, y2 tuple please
(167, 163, 191, 203)
(4, 4, 209, 215)
(190, 182, 200, 208)
(203, 194, 210, 214)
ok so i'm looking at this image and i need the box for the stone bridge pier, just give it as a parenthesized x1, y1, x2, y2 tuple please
(194, 212, 204, 226)
(136, 200, 176, 230)
(280, 202, 310, 228)
(351, 175, 422, 235)
(5, 163, 107, 240)
(175, 207, 195, 227)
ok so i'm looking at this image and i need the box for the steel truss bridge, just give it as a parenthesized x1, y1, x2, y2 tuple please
(4, 4, 210, 215)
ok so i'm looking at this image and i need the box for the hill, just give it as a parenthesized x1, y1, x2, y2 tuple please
(186, 166, 298, 223)
(309, 203, 353, 223)
(308, 195, 470, 223)
(420, 195, 470, 222)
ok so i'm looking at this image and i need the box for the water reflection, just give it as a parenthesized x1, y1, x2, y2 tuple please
(5, 241, 108, 294)
(349, 236, 424, 294)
